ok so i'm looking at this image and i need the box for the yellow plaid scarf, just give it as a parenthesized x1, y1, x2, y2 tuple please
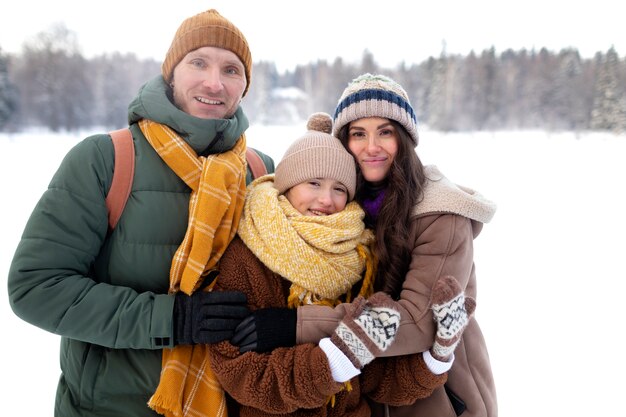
(140, 119, 247, 417)
(237, 175, 375, 306)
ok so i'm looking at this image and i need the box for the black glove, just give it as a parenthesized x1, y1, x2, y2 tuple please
(173, 291, 250, 345)
(230, 307, 297, 353)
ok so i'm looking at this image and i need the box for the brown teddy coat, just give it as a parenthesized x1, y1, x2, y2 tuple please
(208, 237, 446, 417)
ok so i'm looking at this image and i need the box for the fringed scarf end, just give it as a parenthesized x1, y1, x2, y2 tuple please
(356, 244, 376, 299)
(148, 393, 183, 417)
(288, 284, 339, 307)
(325, 380, 353, 409)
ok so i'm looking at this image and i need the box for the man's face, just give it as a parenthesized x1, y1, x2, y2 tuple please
(171, 46, 247, 119)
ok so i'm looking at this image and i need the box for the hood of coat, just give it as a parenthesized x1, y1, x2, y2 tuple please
(127, 75, 249, 155)
(412, 165, 497, 224)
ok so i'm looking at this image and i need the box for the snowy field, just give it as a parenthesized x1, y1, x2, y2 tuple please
(1, 125, 625, 416)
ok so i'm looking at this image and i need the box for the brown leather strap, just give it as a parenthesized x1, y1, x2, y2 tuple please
(245, 147, 267, 179)
(106, 128, 135, 231)
(105, 134, 265, 232)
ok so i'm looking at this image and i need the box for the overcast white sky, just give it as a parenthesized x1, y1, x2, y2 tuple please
(0, 0, 622, 71)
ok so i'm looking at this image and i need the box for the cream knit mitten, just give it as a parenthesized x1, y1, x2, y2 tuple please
(431, 275, 476, 361)
(331, 293, 400, 369)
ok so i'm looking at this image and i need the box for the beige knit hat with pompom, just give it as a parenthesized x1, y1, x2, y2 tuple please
(274, 112, 356, 200)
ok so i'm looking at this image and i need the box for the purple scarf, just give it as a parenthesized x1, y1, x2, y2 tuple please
(362, 188, 386, 221)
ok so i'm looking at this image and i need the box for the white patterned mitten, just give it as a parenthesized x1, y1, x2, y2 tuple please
(431, 275, 476, 361)
(330, 293, 400, 369)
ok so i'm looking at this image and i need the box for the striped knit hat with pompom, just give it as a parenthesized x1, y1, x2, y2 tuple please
(333, 73, 419, 146)
(274, 112, 356, 200)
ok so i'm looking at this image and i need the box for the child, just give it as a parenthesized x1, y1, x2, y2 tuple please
(207, 113, 474, 417)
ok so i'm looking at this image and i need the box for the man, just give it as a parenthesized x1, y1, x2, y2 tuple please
(7, 9, 273, 417)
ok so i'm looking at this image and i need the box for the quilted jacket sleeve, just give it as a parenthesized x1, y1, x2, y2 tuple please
(7, 135, 174, 349)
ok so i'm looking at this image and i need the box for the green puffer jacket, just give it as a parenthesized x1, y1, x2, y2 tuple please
(7, 75, 274, 417)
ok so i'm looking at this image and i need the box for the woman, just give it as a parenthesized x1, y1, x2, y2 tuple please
(234, 75, 497, 417)
(208, 113, 474, 417)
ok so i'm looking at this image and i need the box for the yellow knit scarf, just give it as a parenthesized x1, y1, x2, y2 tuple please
(140, 119, 247, 417)
(238, 175, 375, 307)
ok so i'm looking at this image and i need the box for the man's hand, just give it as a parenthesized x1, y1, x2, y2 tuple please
(173, 291, 250, 345)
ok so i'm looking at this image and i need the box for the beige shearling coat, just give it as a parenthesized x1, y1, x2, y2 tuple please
(296, 165, 498, 417)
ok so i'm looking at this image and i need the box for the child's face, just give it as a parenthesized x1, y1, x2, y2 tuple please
(285, 178, 349, 216)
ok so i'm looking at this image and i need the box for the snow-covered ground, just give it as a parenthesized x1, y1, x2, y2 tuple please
(2, 126, 625, 416)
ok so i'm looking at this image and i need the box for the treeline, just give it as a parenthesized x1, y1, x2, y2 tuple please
(1, 23, 625, 133)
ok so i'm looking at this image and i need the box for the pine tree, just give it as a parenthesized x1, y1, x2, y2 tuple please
(13, 23, 92, 131)
(0, 47, 18, 130)
(591, 47, 625, 132)
(552, 49, 586, 130)
(427, 52, 452, 131)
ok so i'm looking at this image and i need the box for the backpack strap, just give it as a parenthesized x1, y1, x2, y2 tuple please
(105, 133, 266, 233)
(245, 147, 268, 179)
(106, 128, 135, 231)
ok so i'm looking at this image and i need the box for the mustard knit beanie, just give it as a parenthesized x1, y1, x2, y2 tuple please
(274, 112, 356, 200)
(161, 9, 252, 96)
(333, 73, 419, 146)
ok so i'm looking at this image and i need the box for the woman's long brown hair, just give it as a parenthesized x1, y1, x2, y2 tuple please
(338, 120, 426, 298)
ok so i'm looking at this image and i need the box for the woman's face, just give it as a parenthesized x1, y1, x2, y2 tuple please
(285, 178, 349, 216)
(347, 117, 399, 184)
